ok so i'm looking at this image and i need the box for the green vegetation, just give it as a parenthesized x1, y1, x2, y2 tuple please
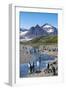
(20, 35, 58, 46)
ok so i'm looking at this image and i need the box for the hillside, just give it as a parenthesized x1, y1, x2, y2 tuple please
(20, 35, 58, 46)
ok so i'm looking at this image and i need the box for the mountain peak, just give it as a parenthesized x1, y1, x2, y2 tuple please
(30, 26, 35, 29)
(35, 24, 40, 28)
(42, 23, 52, 28)
(44, 23, 49, 25)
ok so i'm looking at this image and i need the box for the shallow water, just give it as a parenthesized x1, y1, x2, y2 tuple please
(20, 54, 54, 77)
(20, 50, 55, 77)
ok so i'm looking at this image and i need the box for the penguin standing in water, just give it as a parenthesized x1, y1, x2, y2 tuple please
(37, 61, 40, 71)
(29, 62, 32, 73)
(28, 62, 35, 74)
(32, 62, 35, 72)
(52, 66, 56, 75)
(28, 62, 31, 73)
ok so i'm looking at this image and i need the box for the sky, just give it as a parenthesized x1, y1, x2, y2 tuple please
(19, 12, 58, 29)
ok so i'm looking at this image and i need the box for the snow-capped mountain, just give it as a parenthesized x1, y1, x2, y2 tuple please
(20, 31, 32, 41)
(41, 23, 57, 34)
(42, 23, 52, 28)
(20, 23, 57, 42)
(25, 24, 48, 38)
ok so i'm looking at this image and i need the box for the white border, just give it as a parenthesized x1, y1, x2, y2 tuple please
(16, 6, 64, 85)
(9, 4, 64, 86)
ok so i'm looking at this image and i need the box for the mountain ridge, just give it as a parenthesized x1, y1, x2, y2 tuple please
(20, 23, 58, 42)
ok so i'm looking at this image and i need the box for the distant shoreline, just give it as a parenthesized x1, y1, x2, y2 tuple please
(20, 44, 58, 64)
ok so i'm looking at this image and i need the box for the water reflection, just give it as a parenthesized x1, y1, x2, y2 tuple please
(20, 46, 56, 77)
